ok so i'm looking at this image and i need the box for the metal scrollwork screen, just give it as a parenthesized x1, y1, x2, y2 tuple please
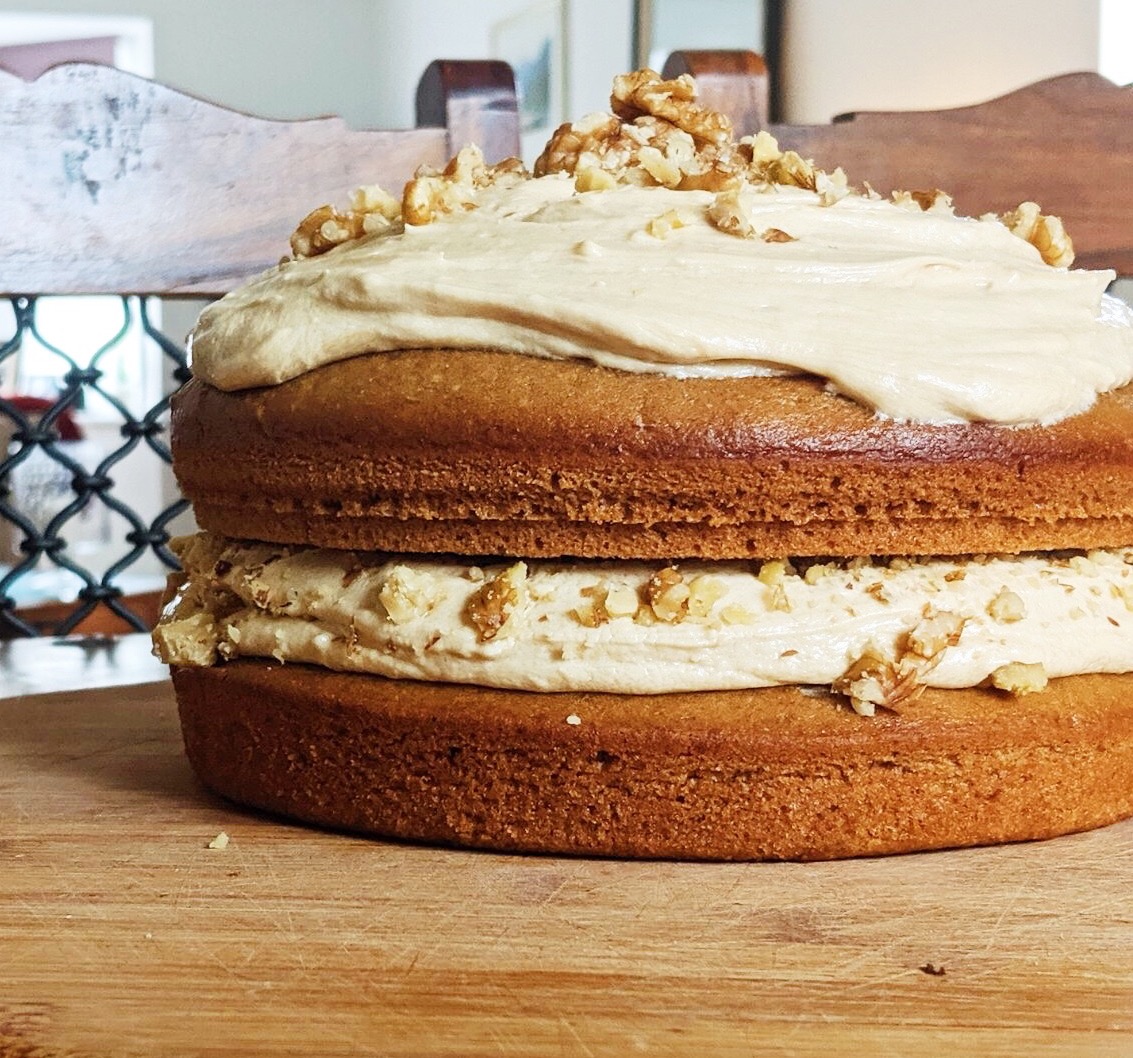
(0, 294, 192, 637)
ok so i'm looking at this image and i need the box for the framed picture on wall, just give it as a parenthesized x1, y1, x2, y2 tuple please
(491, 2, 564, 162)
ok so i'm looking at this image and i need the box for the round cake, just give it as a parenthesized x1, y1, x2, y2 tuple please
(154, 70, 1133, 860)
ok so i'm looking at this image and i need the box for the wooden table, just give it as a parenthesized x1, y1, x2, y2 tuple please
(2, 636, 1131, 1057)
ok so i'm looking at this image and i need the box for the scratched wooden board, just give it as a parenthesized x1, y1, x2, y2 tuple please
(2, 680, 1132, 1058)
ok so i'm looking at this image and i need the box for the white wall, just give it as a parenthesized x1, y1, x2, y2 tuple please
(2, 1, 1108, 131)
(782, 0, 1102, 122)
(1, 0, 631, 145)
(2, 1, 391, 126)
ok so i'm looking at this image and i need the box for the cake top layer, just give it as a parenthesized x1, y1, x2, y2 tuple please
(188, 70, 1133, 426)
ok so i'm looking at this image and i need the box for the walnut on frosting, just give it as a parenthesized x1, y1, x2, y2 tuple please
(1000, 201, 1075, 267)
(536, 70, 745, 192)
(289, 184, 402, 260)
(610, 70, 732, 146)
(402, 146, 527, 226)
(288, 66, 1077, 268)
(288, 147, 527, 258)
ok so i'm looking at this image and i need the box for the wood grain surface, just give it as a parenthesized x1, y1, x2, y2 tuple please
(2, 663, 1132, 1056)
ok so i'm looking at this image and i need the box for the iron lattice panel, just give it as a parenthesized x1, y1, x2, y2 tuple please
(0, 294, 191, 637)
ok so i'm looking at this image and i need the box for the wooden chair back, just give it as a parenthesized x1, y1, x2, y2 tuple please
(669, 51, 1133, 274)
(0, 60, 518, 636)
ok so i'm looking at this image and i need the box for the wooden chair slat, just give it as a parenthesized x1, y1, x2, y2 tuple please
(0, 61, 519, 296)
(662, 49, 770, 136)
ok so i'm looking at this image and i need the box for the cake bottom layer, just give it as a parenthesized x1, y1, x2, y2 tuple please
(171, 662, 1133, 860)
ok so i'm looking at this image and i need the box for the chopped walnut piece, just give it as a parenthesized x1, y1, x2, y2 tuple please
(815, 167, 851, 206)
(573, 581, 640, 626)
(803, 562, 836, 585)
(379, 565, 438, 625)
(864, 581, 890, 604)
(989, 661, 1048, 696)
(833, 610, 965, 715)
(575, 164, 619, 192)
(646, 209, 688, 239)
(465, 562, 528, 642)
(644, 566, 691, 623)
(766, 149, 817, 190)
(402, 146, 527, 227)
(1000, 201, 1075, 267)
(604, 583, 640, 618)
(987, 588, 1026, 624)
(573, 584, 611, 628)
(289, 205, 363, 260)
(760, 228, 797, 243)
(687, 575, 727, 619)
(757, 559, 794, 612)
(739, 132, 818, 191)
(708, 188, 755, 238)
(289, 183, 404, 260)
(893, 188, 955, 214)
(536, 112, 624, 178)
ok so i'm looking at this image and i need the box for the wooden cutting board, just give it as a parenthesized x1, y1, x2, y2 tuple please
(2, 677, 1132, 1057)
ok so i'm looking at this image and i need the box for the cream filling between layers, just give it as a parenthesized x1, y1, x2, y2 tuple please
(188, 178, 1133, 426)
(154, 532, 1133, 709)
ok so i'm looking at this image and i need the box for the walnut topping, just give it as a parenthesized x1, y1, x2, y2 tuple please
(1000, 201, 1075, 267)
(989, 660, 1048, 696)
(832, 609, 965, 715)
(403, 146, 527, 227)
(289, 184, 403, 260)
(864, 581, 890, 604)
(465, 562, 528, 642)
(707, 188, 755, 238)
(761, 227, 797, 243)
(573, 585, 609, 628)
(536, 71, 746, 192)
(892, 188, 955, 214)
(646, 209, 689, 239)
(289, 68, 1080, 268)
(815, 167, 851, 206)
(610, 70, 731, 145)
(573, 581, 641, 627)
(291, 146, 528, 256)
(575, 164, 619, 192)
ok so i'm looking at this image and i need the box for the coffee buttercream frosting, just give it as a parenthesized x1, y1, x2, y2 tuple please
(188, 72, 1133, 426)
